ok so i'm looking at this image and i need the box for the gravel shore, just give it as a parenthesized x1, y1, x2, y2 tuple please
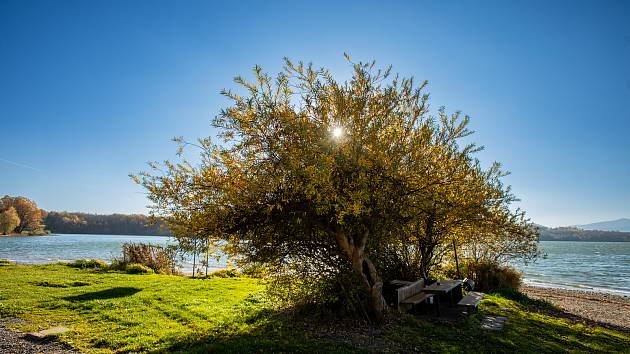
(0, 320, 76, 354)
(521, 285, 630, 333)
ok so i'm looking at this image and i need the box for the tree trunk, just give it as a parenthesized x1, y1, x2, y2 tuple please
(205, 237, 210, 277)
(419, 210, 436, 282)
(335, 228, 387, 323)
(452, 237, 462, 279)
(192, 239, 197, 277)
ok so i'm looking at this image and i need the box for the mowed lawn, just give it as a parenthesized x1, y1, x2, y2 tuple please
(0, 262, 628, 353)
(0, 262, 325, 353)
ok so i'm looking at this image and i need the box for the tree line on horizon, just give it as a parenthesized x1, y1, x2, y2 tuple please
(2, 195, 627, 240)
(537, 225, 630, 242)
(0, 195, 170, 236)
(44, 211, 171, 236)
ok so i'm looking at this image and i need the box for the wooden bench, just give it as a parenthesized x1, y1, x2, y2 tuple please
(394, 279, 434, 312)
(458, 291, 484, 314)
(401, 292, 434, 305)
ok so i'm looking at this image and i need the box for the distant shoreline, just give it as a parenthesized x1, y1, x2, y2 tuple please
(5, 233, 630, 241)
(0, 233, 166, 237)
(539, 238, 630, 242)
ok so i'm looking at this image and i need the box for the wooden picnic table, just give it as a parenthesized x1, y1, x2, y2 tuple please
(390, 279, 413, 287)
(422, 279, 463, 316)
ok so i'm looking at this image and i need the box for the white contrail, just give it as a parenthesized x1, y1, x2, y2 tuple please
(0, 157, 42, 172)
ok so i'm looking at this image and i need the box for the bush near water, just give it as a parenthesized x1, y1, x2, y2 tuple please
(114, 242, 179, 275)
(442, 260, 522, 292)
(124, 263, 155, 274)
(66, 259, 108, 269)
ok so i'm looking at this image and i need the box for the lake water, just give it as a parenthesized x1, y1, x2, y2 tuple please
(1, 236, 628, 295)
(517, 241, 630, 296)
(0, 234, 226, 273)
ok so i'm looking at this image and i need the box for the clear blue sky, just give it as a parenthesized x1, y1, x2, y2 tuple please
(1, 0, 629, 227)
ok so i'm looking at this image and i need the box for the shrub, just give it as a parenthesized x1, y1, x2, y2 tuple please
(264, 262, 368, 320)
(67, 259, 108, 269)
(460, 260, 521, 292)
(117, 243, 179, 274)
(240, 262, 271, 278)
(108, 259, 127, 271)
(208, 268, 240, 278)
(125, 263, 155, 274)
(0, 259, 13, 266)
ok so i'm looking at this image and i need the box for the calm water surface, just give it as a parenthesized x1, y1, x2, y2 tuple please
(0, 234, 225, 273)
(516, 241, 630, 296)
(1, 236, 628, 295)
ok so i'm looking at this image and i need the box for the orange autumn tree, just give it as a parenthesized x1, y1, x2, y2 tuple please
(0, 207, 20, 235)
(134, 56, 534, 322)
(0, 196, 43, 233)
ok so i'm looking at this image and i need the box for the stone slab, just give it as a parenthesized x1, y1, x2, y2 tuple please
(27, 326, 71, 339)
(481, 315, 508, 331)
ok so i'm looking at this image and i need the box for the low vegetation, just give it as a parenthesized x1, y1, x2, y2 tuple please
(66, 259, 109, 269)
(0, 264, 627, 353)
(441, 260, 522, 293)
(123, 263, 155, 274)
(113, 242, 179, 274)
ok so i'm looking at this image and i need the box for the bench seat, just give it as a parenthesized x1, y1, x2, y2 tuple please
(458, 292, 484, 314)
(400, 292, 433, 305)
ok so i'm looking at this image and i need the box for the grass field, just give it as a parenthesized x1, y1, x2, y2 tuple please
(0, 261, 628, 353)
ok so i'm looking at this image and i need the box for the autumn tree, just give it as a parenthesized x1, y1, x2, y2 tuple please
(135, 56, 539, 322)
(0, 196, 43, 233)
(375, 157, 539, 283)
(0, 207, 20, 235)
(136, 57, 488, 321)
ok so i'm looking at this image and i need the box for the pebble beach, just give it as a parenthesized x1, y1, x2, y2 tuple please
(521, 285, 630, 333)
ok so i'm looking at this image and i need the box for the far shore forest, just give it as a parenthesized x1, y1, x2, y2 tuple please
(0, 195, 169, 236)
(1, 194, 628, 242)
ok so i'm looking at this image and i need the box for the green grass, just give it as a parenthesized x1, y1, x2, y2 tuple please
(387, 294, 629, 353)
(0, 263, 628, 353)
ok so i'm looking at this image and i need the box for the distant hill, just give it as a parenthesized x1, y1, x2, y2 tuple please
(575, 218, 630, 232)
(537, 225, 630, 242)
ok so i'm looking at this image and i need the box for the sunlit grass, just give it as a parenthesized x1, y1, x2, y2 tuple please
(0, 263, 628, 353)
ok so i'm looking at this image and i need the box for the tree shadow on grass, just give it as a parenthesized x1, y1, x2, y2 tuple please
(139, 296, 630, 354)
(63, 287, 141, 302)
(497, 288, 559, 310)
(152, 305, 390, 354)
